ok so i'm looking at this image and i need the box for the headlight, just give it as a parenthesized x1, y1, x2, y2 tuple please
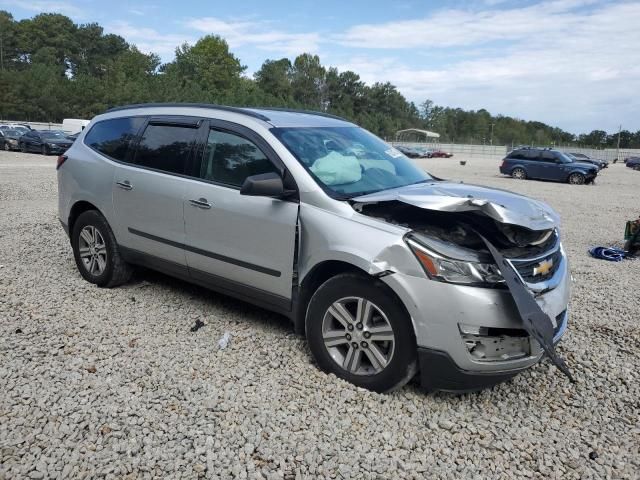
(407, 239, 504, 286)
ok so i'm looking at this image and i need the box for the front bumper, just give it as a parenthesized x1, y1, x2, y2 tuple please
(418, 310, 568, 392)
(382, 246, 571, 387)
(48, 144, 71, 153)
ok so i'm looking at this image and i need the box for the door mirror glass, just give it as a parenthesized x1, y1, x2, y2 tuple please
(240, 172, 286, 198)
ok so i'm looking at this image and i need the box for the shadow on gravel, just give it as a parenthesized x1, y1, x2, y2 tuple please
(125, 267, 292, 334)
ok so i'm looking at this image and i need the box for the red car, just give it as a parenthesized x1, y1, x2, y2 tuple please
(430, 150, 453, 158)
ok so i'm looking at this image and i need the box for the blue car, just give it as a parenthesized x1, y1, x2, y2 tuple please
(500, 148, 598, 185)
(625, 157, 640, 170)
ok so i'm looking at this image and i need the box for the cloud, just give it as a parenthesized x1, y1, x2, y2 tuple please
(333, 1, 640, 132)
(106, 21, 195, 59)
(0, 0, 83, 17)
(187, 17, 321, 56)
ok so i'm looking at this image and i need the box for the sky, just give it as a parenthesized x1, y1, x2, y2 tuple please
(2, 0, 640, 134)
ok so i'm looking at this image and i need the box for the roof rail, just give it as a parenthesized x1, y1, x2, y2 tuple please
(105, 103, 271, 122)
(250, 107, 350, 122)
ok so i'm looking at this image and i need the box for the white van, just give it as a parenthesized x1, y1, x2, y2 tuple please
(62, 118, 90, 134)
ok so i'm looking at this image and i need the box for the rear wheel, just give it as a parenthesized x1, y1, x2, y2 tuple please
(306, 273, 417, 392)
(568, 172, 585, 185)
(71, 210, 132, 287)
(511, 167, 527, 180)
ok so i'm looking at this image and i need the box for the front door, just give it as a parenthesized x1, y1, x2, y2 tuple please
(183, 123, 299, 308)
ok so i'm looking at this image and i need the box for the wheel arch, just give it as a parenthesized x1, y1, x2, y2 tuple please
(293, 259, 411, 338)
(68, 200, 105, 239)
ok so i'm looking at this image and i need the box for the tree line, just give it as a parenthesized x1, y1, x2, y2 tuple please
(1, 11, 639, 148)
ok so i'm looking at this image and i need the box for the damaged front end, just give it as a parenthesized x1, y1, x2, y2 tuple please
(352, 181, 573, 383)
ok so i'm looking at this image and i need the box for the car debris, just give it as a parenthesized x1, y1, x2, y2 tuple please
(218, 332, 231, 350)
(190, 319, 205, 332)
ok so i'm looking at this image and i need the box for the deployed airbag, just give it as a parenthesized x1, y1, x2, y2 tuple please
(310, 151, 362, 186)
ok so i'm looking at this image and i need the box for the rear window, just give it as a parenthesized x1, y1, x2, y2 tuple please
(133, 124, 198, 175)
(84, 117, 145, 161)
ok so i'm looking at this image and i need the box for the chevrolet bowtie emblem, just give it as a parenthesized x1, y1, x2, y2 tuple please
(533, 258, 553, 276)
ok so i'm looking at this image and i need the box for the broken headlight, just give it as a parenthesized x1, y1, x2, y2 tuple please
(407, 239, 504, 286)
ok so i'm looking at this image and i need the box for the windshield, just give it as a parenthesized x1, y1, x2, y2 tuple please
(41, 131, 66, 139)
(272, 126, 432, 197)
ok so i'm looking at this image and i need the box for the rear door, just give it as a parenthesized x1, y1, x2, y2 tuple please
(112, 116, 202, 268)
(537, 151, 559, 180)
(183, 120, 299, 307)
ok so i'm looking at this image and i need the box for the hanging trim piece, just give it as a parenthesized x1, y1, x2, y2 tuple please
(480, 234, 574, 382)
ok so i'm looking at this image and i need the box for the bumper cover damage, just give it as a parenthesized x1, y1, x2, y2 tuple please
(481, 235, 574, 382)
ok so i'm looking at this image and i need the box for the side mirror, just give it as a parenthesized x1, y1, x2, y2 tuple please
(240, 172, 293, 198)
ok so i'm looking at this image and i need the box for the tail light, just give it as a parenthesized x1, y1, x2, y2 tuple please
(500, 160, 505, 168)
(56, 155, 68, 170)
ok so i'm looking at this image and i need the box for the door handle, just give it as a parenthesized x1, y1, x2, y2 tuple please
(189, 198, 212, 209)
(116, 180, 133, 191)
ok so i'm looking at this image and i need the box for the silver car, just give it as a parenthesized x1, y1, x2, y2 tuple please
(57, 104, 570, 393)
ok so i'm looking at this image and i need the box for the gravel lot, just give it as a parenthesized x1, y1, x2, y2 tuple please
(1, 150, 639, 479)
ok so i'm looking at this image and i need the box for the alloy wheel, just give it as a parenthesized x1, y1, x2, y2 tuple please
(512, 168, 526, 179)
(569, 173, 585, 185)
(321, 297, 396, 376)
(78, 225, 108, 276)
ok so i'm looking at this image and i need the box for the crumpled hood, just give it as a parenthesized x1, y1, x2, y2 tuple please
(352, 181, 559, 231)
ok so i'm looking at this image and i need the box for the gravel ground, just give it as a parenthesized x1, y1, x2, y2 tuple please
(1, 150, 639, 479)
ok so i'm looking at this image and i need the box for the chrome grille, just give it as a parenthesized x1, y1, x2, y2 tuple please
(510, 248, 562, 283)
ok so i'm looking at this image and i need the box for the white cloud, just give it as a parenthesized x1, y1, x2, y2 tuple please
(187, 17, 321, 56)
(106, 21, 196, 59)
(333, 1, 640, 132)
(0, 0, 83, 17)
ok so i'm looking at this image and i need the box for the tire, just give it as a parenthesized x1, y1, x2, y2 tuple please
(20, 143, 26, 153)
(568, 172, 585, 185)
(305, 273, 417, 393)
(3, 143, 9, 151)
(511, 167, 526, 180)
(71, 210, 132, 288)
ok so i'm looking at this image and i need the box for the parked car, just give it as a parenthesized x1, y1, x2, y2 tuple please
(19, 130, 73, 155)
(395, 145, 422, 158)
(412, 146, 433, 158)
(0, 129, 24, 151)
(430, 149, 453, 158)
(500, 147, 598, 184)
(625, 157, 640, 170)
(58, 104, 571, 393)
(0, 123, 31, 133)
(567, 152, 608, 169)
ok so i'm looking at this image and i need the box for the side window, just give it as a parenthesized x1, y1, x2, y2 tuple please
(509, 150, 525, 160)
(199, 129, 279, 187)
(541, 151, 556, 162)
(134, 124, 198, 175)
(85, 117, 144, 161)
(525, 150, 540, 161)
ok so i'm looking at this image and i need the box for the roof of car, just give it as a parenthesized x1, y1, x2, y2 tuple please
(105, 103, 354, 128)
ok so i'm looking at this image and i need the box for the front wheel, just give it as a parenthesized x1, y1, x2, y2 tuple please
(71, 210, 132, 287)
(511, 167, 527, 180)
(305, 273, 417, 392)
(3, 143, 9, 151)
(568, 172, 585, 185)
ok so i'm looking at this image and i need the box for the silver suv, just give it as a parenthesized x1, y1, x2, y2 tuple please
(57, 104, 571, 392)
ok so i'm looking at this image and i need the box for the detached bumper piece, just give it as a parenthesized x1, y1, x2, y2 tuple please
(481, 235, 574, 382)
(418, 348, 524, 393)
